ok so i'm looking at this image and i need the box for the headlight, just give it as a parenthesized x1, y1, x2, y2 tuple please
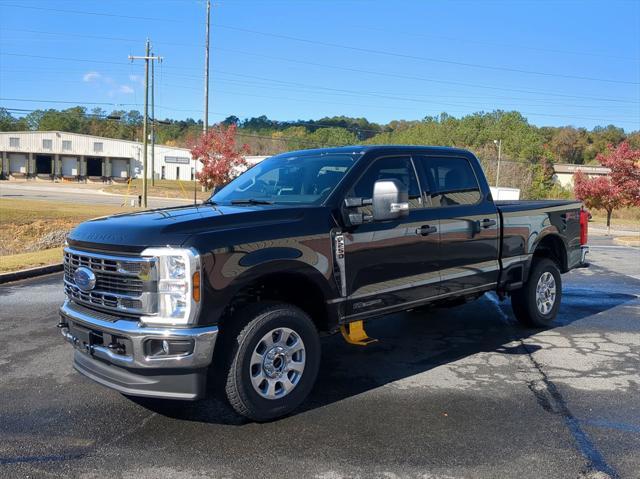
(140, 247, 201, 326)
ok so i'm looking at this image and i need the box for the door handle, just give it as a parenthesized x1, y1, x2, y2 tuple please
(480, 218, 497, 228)
(416, 225, 437, 236)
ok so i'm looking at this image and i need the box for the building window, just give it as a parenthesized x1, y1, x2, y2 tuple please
(93, 142, 103, 153)
(191, 167, 195, 180)
(9, 137, 20, 148)
(176, 167, 180, 180)
(62, 140, 72, 151)
(42, 139, 53, 150)
(161, 166, 165, 180)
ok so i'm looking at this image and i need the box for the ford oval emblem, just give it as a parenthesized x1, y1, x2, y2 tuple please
(74, 267, 96, 292)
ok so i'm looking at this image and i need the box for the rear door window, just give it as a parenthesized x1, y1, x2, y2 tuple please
(415, 157, 482, 207)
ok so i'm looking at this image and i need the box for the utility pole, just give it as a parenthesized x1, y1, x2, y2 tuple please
(494, 139, 502, 187)
(129, 40, 162, 208)
(195, 0, 211, 205)
(204, 0, 210, 134)
(151, 52, 156, 187)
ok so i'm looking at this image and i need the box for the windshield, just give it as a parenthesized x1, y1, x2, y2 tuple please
(211, 152, 360, 205)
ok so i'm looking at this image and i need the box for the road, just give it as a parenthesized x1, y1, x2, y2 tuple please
(1, 236, 638, 479)
(0, 183, 190, 208)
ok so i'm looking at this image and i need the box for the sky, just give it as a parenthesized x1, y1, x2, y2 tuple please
(1, 0, 639, 131)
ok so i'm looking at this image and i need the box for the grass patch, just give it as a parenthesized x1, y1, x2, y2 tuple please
(0, 199, 134, 257)
(0, 247, 63, 273)
(104, 178, 209, 200)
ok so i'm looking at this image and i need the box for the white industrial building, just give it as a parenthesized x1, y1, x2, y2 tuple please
(552, 163, 611, 188)
(0, 131, 267, 182)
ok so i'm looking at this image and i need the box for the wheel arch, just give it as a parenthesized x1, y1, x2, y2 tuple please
(217, 260, 339, 333)
(532, 233, 568, 273)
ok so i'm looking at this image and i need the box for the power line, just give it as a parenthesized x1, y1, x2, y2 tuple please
(3, 49, 638, 106)
(1, 27, 202, 48)
(0, 97, 202, 113)
(213, 47, 640, 105)
(207, 71, 640, 111)
(3, 64, 636, 113)
(1, 52, 202, 72)
(211, 24, 639, 86)
(2, 4, 636, 85)
(0, 3, 184, 22)
(5, 25, 633, 64)
(350, 26, 639, 63)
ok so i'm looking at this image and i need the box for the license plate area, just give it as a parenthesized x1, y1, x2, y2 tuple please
(68, 322, 104, 354)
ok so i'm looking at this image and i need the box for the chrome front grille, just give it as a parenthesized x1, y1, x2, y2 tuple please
(63, 247, 156, 316)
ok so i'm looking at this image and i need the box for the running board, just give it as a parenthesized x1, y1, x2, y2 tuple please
(340, 320, 377, 346)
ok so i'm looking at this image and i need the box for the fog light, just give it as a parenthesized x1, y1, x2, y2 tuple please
(145, 339, 194, 357)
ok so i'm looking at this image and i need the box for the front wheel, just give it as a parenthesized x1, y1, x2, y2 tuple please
(511, 258, 562, 328)
(222, 302, 321, 421)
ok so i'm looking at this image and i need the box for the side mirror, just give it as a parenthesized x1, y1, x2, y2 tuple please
(372, 179, 409, 221)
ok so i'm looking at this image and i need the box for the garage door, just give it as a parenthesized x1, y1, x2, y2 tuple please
(8, 153, 27, 174)
(111, 159, 129, 178)
(61, 156, 78, 176)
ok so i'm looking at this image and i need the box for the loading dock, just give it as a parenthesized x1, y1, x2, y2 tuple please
(61, 156, 79, 177)
(35, 155, 53, 176)
(9, 153, 28, 176)
(111, 158, 129, 179)
(86, 157, 103, 177)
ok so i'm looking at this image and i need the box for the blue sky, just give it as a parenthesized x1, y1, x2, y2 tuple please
(1, 0, 639, 130)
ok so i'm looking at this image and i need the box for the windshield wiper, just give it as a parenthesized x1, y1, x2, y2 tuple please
(230, 198, 273, 205)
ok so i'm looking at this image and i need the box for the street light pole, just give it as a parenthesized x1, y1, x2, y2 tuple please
(494, 139, 502, 187)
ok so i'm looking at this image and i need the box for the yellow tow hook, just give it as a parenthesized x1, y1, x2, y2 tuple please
(340, 320, 378, 346)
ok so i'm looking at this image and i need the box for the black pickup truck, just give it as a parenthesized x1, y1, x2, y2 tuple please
(59, 146, 589, 420)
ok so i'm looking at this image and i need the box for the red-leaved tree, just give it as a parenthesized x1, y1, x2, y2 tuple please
(190, 123, 249, 190)
(574, 171, 624, 231)
(596, 141, 640, 207)
(574, 141, 640, 231)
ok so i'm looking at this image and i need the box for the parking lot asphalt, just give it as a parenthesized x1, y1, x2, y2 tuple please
(1, 235, 638, 479)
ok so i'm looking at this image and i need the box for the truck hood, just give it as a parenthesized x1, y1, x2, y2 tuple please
(67, 203, 306, 253)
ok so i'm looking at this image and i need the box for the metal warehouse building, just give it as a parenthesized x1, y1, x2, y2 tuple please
(0, 131, 268, 182)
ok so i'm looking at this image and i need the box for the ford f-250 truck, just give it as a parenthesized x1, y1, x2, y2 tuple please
(59, 146, 589, 421)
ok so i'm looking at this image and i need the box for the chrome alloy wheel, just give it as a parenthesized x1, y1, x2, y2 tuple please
(535, 271, 557, 315)
(249, 327, 306, 400)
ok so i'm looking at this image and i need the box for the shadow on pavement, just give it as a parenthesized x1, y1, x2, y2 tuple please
(130, 287, 637, 425)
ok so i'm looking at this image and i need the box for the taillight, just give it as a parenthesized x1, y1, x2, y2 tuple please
(580, 209, 589, 245)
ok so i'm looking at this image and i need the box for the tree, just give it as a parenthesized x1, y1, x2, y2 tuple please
(596, 141, 640, 208)
(549, 127, 587, 164)
(573, 172, 623, 232)
(190, 123, 250, 190)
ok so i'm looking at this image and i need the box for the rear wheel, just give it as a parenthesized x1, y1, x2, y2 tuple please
(511, 258, 562, 327)
(221, 302, 321, 421)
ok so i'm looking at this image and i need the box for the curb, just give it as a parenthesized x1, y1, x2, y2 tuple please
(613, 237, 640, 248)
(590, 227, 640, 236)
(0, 263, 64, 284)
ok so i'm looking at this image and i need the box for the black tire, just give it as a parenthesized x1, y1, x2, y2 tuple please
(221, 302, 321, 421)
(511, 258, 562, 328)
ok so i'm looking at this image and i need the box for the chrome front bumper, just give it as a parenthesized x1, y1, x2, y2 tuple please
(59, 300, 218, 400)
